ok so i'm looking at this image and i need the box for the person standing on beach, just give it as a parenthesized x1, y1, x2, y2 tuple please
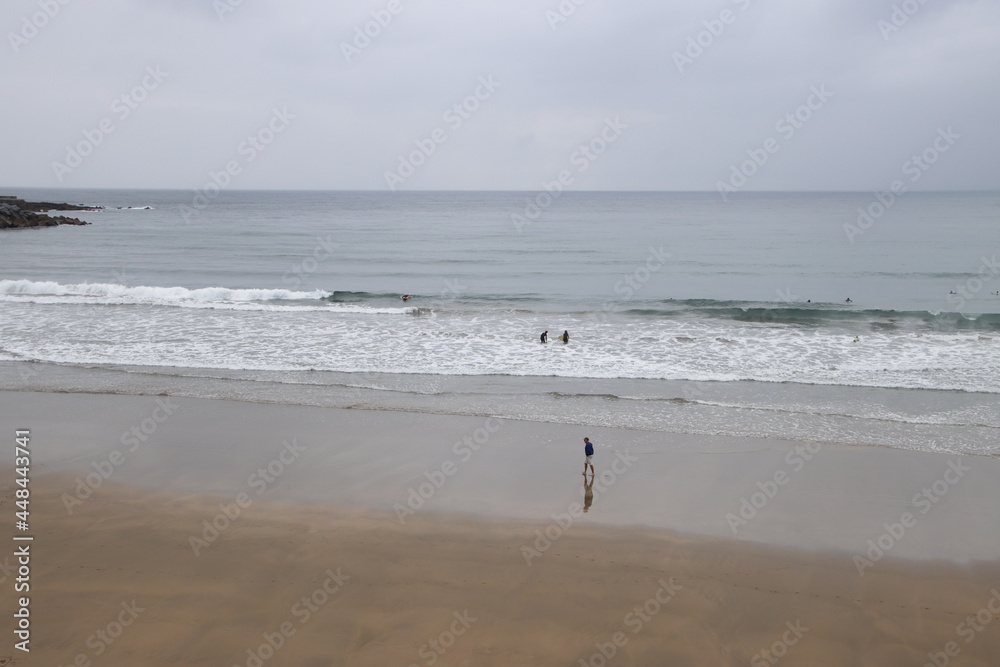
(583, 437, 595, 476)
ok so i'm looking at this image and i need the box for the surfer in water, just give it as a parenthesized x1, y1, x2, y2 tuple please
(540, 330, 548, 343)
(401, 294, 411, 301)
(561, 330, 569, 344)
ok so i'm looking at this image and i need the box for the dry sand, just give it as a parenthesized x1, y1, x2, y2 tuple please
(1, 473, 997, 667)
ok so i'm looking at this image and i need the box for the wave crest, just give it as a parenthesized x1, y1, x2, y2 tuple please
(0, 280, 414, 314)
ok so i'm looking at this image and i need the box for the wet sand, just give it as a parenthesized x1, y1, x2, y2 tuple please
(3, 474, 999, 667)
(2, 390, 999, 665)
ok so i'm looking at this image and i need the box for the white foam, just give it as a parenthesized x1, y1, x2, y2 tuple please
(1, 284, 998, 393)
(0, 279, 322, 302)
(0, 279, 421, 314)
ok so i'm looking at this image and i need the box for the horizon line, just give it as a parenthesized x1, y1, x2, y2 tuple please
(4, 187, 999, 195)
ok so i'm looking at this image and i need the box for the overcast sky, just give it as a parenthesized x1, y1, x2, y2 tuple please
(2, 0, 998, 192)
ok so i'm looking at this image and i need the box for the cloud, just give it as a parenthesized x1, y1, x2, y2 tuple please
(1, 0, 997, 190)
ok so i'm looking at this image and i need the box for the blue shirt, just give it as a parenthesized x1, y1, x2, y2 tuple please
(585, 442, 594, 456)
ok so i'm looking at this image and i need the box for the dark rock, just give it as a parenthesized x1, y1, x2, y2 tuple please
(0, 195, 100, 229)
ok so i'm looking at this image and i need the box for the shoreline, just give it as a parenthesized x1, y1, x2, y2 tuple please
(3, 360, 999, 459)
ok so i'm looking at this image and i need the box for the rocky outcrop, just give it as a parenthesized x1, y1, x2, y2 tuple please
(0, 196, 99, 229)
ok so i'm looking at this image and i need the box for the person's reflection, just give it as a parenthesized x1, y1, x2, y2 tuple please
(583, 473, 595, 513)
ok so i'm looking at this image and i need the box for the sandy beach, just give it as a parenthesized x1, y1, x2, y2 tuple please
(2, 390, 1000, 666)
(4, 0, 999, 661)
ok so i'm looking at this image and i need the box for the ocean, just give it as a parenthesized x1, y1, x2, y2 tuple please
(2, 189, 999, 457)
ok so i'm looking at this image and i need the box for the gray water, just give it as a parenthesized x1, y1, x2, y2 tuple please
(2, 189, 999, 456)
